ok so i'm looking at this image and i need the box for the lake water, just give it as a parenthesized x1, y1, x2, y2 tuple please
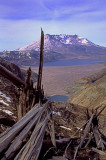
(43, 59, 106, 67)
(49, 95, 69, 102)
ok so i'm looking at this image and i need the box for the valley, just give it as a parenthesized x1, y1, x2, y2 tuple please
(22, 62, 105, 97)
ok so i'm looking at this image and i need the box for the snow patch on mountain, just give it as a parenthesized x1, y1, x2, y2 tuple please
(18, 39, 40, 51)
(17, 34, 93, 52)
(26, 52, 31, 59)
(59, 34, 67, 38)
(65, 39, 72, 44)
(79, 38, 88, 44)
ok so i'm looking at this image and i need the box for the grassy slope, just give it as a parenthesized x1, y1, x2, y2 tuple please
(67, 68, 106, 112)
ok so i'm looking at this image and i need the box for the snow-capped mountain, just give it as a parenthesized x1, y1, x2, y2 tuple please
(0, 34, 106, 65)
(51, 34, 94, 45)
(17, 34, 95, 52)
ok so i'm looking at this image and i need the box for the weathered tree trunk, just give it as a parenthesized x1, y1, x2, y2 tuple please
(18, 67, 36, 120)
(0, 105, 40, 153)
(37, 28, 44, 102)
(0, 64, 25, 88)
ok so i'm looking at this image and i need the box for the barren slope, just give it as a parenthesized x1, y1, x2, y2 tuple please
(68, 68, 106, 113)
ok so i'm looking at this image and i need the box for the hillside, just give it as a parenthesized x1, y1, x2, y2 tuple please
(0, 34, 106, 65)
(0, 57, 25, 104)
(67, 68, 106, 112)
(0, 58, 37, 133)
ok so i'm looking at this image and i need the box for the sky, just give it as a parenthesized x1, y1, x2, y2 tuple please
(0, 0, 106, 51)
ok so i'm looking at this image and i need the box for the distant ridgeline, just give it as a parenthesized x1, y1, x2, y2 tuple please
(0, 34, 106, 65)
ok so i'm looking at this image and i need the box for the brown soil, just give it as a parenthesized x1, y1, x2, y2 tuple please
(22, 63, 105, 96)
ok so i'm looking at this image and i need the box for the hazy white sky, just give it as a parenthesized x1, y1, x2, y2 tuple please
(0, 0, 106, 51)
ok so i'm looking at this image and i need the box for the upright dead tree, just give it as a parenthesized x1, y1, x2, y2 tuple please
(18, 29, 45, 120)
(37, 28, 44, 103)
(17, 29, 45, 120)
(25, 67, 32, 112)
(18, 67, 35, 120)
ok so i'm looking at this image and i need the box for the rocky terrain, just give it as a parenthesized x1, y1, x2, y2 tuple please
(39, 101, 106, 160)
(0, 58, 23, 132)
(0, 58, 37, 133)
(0, 34, 106, 65)
(52, 101, 106, 136)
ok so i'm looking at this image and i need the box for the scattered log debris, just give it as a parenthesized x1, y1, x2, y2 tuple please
(0, 104, 105, 160)
(64, 105, 106, 160)
(0, 101, 56, 160)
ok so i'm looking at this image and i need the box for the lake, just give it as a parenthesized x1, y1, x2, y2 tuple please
(49, 95, 69, 102)
(42, 59, 106, 67)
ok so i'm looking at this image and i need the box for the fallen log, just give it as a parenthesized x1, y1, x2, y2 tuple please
(48, 103, 56, 148)
(93, 126, 105, 150)
(92, 147, 106, 156)
(79, 113, 95, 148)
(96, 105, 106, 118)
(0, 101, 50, 153)
(3, 113, 40, 159)
(15, 102, 52, 160)
(0, 104, 40, 153)
(0, 64, 25, 88)
(73, 113, 95, 160)
(0, 101, 54, 160)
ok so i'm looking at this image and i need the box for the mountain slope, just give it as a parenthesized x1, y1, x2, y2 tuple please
(0, 34, 106, 65)
(17, 34, 96, 52)
(0, 58, 25, 132)
(0, 58, 38, 132)
(67, 68, 106, 112)
(0, 57, 24, 80)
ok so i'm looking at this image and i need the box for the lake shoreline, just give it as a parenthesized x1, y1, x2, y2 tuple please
(35, 58, 106, 67)
(22, 61, 105, 100)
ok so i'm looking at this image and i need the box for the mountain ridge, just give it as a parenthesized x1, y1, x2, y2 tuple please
(17, 34, 98, 52)
(0, 34, 106, 65)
